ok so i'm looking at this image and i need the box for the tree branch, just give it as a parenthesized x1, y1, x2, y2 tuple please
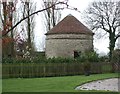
(101, 15, 109, 32)
(2, 2, 69, 36)
(115, 31, 120, 40)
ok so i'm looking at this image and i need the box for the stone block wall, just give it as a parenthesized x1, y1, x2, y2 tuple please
(46, 34, 93, 58)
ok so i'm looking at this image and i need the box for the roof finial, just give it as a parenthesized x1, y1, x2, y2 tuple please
(68, 14, 73, 16)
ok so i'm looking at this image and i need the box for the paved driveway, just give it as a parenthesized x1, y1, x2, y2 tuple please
(75, 78, 119, 92)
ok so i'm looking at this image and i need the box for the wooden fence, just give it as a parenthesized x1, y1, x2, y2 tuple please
(2, 62, 118, 78)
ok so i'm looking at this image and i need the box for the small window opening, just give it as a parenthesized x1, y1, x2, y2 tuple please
(74, 51, 81, 58)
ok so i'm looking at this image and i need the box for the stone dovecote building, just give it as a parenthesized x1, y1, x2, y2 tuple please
(45, 14, 94, 58)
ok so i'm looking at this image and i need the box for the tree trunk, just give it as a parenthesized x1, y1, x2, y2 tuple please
(109, 33, 116, 62)
(10, 27, 15, 57)
(26, 2, 32, 49)
(10, 2, 15, 57)
(3, 2, 7, 32)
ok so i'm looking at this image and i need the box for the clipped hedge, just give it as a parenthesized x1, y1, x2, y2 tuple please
(2, 57, 76, 64)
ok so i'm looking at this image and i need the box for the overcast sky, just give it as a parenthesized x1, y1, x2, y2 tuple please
(33, 0, 120, 55)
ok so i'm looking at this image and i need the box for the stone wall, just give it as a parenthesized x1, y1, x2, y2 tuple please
(45, 34, 93, 58)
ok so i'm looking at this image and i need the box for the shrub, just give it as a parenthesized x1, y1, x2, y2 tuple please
(83, 61, 91, 76)
(99, 56, 109, 62)
(2, 58, 14, 63)
(112, 49, 120, 63)
(2, 51, 103, 63)
(76, 51, 99, 62)
(2, 57, 75, 64)
(46, 57, 75, 63)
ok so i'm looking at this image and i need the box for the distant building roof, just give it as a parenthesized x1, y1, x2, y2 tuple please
(46, 14, 93, 35)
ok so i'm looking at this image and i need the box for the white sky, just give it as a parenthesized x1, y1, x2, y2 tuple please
(34, 0, 119, 55)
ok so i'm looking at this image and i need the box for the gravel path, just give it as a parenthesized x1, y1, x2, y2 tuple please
(75, 78, 119, 92)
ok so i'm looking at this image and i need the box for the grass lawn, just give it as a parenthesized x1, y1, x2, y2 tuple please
(2, 73, 118, 92)
(0, 79, 2, 93)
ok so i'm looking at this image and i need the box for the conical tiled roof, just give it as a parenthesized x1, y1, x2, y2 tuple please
(46, 14, 93, 35)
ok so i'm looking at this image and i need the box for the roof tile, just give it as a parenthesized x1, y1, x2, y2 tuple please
(46, 14, 93, 35)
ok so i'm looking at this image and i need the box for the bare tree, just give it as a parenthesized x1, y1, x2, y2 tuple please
(42, 0, 62, 32)
(84, 1, 120, 61)
(0, 1, 17, 57)
(21, 1, 36, 52)
(2, 1, 80, 36)
(2, 1, 66, 36)
(1, 0, 80, 58)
